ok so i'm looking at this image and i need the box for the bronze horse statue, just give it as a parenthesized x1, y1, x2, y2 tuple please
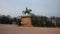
(22, 8, 32, 16)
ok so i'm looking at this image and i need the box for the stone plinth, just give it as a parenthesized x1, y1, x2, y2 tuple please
(21, 16, 32, 27)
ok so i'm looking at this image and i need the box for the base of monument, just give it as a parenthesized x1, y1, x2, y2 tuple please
(21, 24, 32, 27)
(21, 16, 32, 27)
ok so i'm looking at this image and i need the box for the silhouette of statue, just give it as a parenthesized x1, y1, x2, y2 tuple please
(22, 8, 32, 16)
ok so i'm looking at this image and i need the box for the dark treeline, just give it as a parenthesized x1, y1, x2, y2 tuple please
(31, 15, 60, 27)
(0, 14, 60, 27)
(0, 15, 21, 26)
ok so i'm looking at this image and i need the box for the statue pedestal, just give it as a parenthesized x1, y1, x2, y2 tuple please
(21, 16, 32, 27)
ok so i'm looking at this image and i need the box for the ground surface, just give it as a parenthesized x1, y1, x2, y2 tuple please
(0, 24, 60, 34)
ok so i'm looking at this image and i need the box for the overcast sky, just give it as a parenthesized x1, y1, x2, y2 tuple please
(0, 0, 60, 17)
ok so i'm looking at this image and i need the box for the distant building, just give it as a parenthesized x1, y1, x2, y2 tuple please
(50, 17, 60, 27)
